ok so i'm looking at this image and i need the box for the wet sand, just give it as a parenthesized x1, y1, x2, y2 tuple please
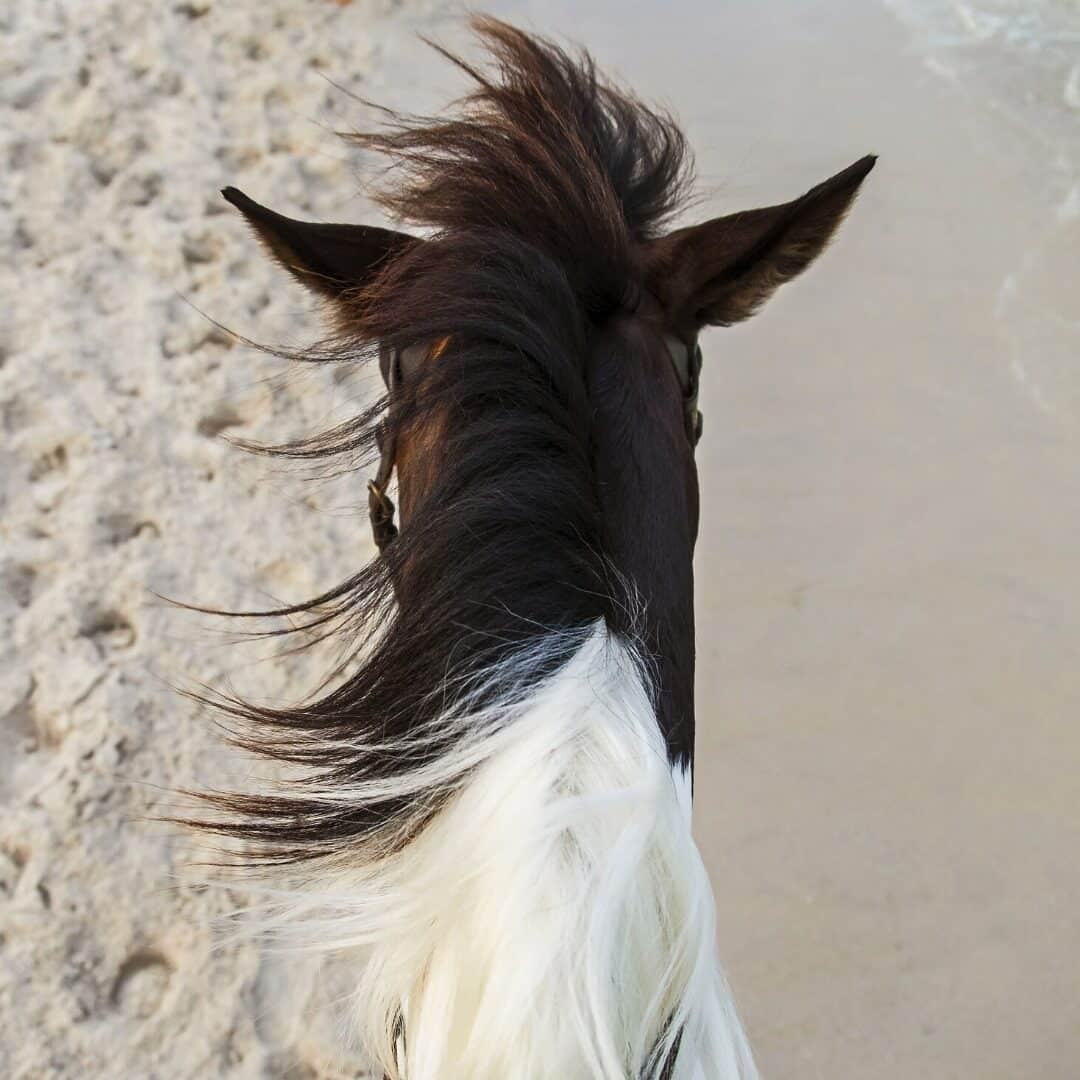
(495, 1, 1080, 1075)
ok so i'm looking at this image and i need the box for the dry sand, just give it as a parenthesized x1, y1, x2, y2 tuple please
(2, 1, 1078, 1077)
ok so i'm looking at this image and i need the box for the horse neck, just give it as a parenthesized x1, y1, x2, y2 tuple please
(587, 321, 699, 767)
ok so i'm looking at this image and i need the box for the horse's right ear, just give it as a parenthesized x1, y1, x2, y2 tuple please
(643, 155, 876, 331)
(221, 187, 420, 301)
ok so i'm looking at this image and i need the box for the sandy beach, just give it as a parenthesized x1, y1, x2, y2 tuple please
(2, 1, 1078, 1077)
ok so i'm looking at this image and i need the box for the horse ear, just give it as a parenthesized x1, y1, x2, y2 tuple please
(221, 187, 419, 301)
(645, 155, 876, 329)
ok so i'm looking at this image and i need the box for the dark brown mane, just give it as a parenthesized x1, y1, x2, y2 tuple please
(192, 19, 693, 859)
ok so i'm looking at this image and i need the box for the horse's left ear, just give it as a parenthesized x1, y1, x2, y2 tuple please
(645, 155, 876, 330)
(222, 187, 420, 301)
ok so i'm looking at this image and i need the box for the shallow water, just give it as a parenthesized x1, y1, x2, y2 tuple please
(492, 1, 1080, 1075)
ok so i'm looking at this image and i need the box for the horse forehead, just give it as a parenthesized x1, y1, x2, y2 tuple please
(586, 314, 682, 422)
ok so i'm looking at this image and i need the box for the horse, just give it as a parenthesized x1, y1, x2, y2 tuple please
(199, 17, 874, 1079)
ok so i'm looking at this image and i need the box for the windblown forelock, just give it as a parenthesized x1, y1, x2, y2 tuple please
(349, 16, 692, 316)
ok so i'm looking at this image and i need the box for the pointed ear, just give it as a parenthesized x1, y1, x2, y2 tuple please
(645, 155, 876, 330)
(221, 187, 419, 300)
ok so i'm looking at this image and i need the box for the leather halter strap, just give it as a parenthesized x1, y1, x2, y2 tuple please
(367, 334, 703, 552)
(367, 337, 451, 552)
(367, 432, 399, 552)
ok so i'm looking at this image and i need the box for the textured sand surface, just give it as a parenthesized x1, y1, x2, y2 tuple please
(1, 2, 449, 1077)
(3, 1, 1079, 1078)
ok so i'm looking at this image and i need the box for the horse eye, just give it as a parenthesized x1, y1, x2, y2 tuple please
(690, 343, 702, 389)
(663, 335, 691, 393)
(388, 337, 452, 391)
